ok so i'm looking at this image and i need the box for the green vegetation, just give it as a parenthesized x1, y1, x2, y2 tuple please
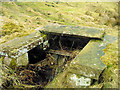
(2, 22, 24, 36)
(1, 2, 118, 88)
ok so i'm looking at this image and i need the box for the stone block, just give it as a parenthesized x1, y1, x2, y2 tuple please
(39, 24, 105, 39)
(69, 35, 117, 80)
(0, 31, 48, 67)
(16, 53, 29, 66)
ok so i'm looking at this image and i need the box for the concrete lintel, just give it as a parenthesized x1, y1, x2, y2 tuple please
(39, 24, 105, 39)
(0, 31, 47, 58)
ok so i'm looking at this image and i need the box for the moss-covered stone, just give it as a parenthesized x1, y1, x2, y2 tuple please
(16, 53, 29, 67)
(39, 24, 105, 39)
(2, 53, 29, 68)
(9, 58, 17, 69)
(0, 31, 47, 58)
(1, 2, 118, 88)
(46, 35, 117, 88)
(68, 35, 117, 80)
(0, 30, 49, 67)
(3, 57, 12, 66)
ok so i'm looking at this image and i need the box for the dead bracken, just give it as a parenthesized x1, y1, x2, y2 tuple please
(0, 25, 117, 88)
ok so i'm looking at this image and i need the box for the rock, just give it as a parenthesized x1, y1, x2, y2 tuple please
(69, 74, 91, 87)
(3, 53, 29, 68)
(45, 35, 117, 88)
(103, 15, 109, 24)
(109, 18, 117, 26)
(39, 24, 105, 39)
(69, 35, 117, 80)
(0, 31, 48, 67)
(3, 57, 12, 66)
(16, 53, 29, 66)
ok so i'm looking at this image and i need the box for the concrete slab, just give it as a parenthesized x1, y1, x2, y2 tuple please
(39, 24, 105, 39)
(45, 35, 117, 88)
(0, 31, 47, 58)
(69, 35, 117, 80)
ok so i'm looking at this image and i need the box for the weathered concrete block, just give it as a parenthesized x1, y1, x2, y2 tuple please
(39, 24, 105, 39)
(0, 31, 47, 58)
(69, 35, 117, 80)
(3, 53, 29, 67)
(69, 74, 91, 87)
(45, 35, 117, 88)
(16, 53, 28, 66)
(0, 31, 48, 67)
(3, 57, 12, 66)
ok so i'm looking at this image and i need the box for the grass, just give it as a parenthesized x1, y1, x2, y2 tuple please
(1, 2, 118, 88)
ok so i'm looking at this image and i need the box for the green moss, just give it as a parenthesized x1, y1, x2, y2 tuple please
(2, 22, 24, 36)
(9, 58, 17, 69)
(1, 2, 118, 88)
(0, 56, 5, 62)
(101, 40, 118, 69)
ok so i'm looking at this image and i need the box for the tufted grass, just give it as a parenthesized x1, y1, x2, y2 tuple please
(1, 2, 118, 88)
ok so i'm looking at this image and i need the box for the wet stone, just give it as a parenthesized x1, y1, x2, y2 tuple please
(38, 24, 105, 39)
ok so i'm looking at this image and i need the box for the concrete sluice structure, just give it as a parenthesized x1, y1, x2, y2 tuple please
(0, 24, 117, 88)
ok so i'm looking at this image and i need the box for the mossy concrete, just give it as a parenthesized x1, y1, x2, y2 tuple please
(46, 35, 117, 88)
(16, 53, 28, 67)
(0, 31, 46, 58)
(39, 24, 105, 39)
(0, 31, 49, 67)
(69, 35, 117, 80)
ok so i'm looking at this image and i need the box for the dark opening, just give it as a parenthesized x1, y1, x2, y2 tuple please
(48, 35, 90, 51)
(17, 35, 90, 88)
(28, 46, 46, 64)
